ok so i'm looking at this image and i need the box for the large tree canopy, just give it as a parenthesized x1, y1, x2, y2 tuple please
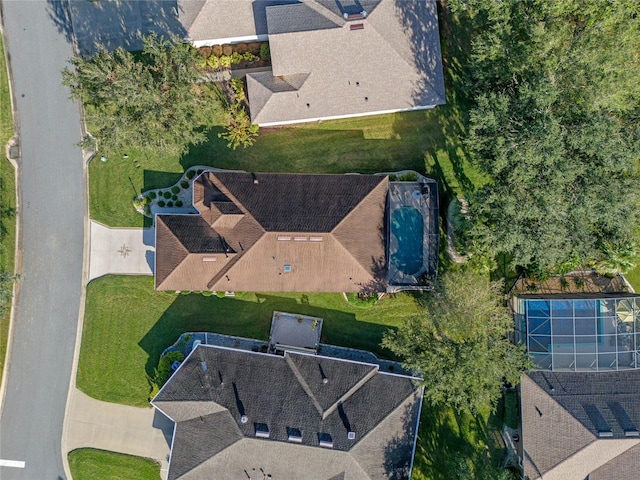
(451, 0, 640, 273)
(62, 34, 214, 155)
(382, 270, 530, 415)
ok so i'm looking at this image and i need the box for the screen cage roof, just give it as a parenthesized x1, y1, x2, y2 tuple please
(515, 295, 640, 372)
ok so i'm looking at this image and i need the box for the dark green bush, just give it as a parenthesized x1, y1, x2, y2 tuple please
(196, 169, 204, 174)
(171, 186, 180, 194)
(163, 191, 171, 199)
(157, 200, 166, 207)
(172, 195, 178, 201)
(155, 351, 184, 388)
(397, 172, 418, 181)
(180, 181, 189, 189)
(186, 170, 196, 180)
(259, 43, 271, 61)
(147, 191, 157, 200)
(176, 200, 184, 207)
(167, 201, 174, 207)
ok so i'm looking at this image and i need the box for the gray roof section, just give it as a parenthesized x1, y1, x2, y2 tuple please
(211, 172, 386, 232)
(153, 345, 421, 479)
(522, 371, 640, 479)
(247, 0, 445, 125)
(588, 443, 640, 480)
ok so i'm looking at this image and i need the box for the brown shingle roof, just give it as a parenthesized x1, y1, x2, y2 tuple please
(155, 172, 388, 292)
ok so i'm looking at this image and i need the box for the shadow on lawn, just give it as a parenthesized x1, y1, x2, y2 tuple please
(413, 402, 508, 479)
(138, 293, 397, 380)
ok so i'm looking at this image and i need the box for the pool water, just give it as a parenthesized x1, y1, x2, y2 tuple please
(391, 207, 423, 275)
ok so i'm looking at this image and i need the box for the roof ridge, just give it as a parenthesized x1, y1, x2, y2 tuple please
(322, 366, 378, 420)
(284, 352, 325, 416)
(305, 0, 346, 27)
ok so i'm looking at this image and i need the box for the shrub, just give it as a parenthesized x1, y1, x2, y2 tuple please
(186, 170, 196, 180)
(235, 43, 248, 54)
(197, 56, 207, 68)
(397, 172, 419, 181)
(175, 200, 184, 207)
(259, 43, 271, 61)
(243, 52, 256, 62)
(167, 201, 174, 207)
(147, 191, 157, 200)
(216, 291, 226, 298)
(171, 186, 180, 194)
(211, 45, 223, 57)
(219, 55, 232, 68)
(201, 290, 213, 297)
(154, 351, 184, 388)
(345, 292, 378, 308)
(222, 44, 233, 56)
(163, 191, 171, 199)
(157, 200, 166, 207)
(180, 181, 189, 189)
(200, 46, 212, 59)
(207, 56, 220, 69)
(248, 42, 261, 54)
(171, 195, 178, 201)
(196, 169, 204, 174)
(574, 277, 585, 289)
(230, 52, 243, 65)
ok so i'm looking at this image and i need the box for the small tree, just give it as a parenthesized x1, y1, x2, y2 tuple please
(383, 270, 531, 415)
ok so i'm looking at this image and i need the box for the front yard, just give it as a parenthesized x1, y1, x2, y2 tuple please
(68, 449, 160, 480)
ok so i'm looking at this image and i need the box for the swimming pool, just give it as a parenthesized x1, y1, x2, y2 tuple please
(390, 207, 424, 276)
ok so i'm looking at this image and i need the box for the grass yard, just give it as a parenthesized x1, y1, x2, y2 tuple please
(78, 275, 421, 407)
(625, 263, 640, 292)
(68, 449, 160, 480)
(0, 36, 16, 380)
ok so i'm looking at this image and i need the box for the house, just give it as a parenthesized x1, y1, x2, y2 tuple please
(514, 294, 640, 479)
(154, 170, 439, 293)
(152, 343, 424, 479)
(177, 0, 446, 125)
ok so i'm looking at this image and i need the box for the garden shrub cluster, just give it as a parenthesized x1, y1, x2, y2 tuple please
(218, 78, 259, 149)
(198, 42, 269, 70)
(153, 351, 184, 390)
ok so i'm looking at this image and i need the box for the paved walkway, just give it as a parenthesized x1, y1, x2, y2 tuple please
(89, 221, 154, 280)
(65, 389, 172, 479)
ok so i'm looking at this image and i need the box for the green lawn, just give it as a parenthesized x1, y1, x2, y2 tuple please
(0, 36, 16, 380)
(626, 262, 640, 292)
(68, 449, 160, 480)
(78, 275, 421, 407)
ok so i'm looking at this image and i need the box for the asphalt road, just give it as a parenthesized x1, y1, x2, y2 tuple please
(0, 1, 84, 479)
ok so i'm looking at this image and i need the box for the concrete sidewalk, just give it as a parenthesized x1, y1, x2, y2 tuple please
(65, 389, 172, 479)
(89, 220, 154, 280)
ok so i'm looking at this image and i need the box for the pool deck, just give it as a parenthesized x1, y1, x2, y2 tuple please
(386, 177, 439, 290)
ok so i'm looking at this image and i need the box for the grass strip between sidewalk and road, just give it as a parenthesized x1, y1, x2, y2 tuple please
(0, 36, 17, 381)
(68, 448, 160, 480)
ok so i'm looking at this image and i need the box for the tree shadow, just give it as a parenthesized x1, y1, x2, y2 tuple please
(138, 292, 397, 380)
(50, 0, 186, 56)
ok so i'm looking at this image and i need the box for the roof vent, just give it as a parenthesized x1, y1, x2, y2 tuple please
(287, 428, 303, 443)
(241, 415, 248, 424)
(322, 377, 328, 384)
(345, 12, 364, 20)
(597, 430, 613, 438)
(625, 429, 640, 437)
(255, 423, 270, 438)
(202, 257, 217, 262)
(347, 431, 356, 440)
(318, 433, 333, 448)
(350, 23, 364, 31)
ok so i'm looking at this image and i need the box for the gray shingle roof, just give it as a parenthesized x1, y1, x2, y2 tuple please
(522, 371, 640, 479)
(247, 0, 445, 125)
(158, 215, 233, 254)
(153, 345, 422, 479)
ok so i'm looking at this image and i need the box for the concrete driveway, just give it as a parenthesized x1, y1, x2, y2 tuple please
(89, 221, 154, 280)
(65, 389, 172, 479)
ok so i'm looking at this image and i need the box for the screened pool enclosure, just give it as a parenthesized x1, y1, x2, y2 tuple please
(514, 295, 640, 371)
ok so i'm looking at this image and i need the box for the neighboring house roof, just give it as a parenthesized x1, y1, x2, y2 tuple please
(176, 0, 445, 125)
(152, 344, 423, 480)
(247, 0, 445, 125)
(155, 172, 388, 292)
(521, 371, 640, 480)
